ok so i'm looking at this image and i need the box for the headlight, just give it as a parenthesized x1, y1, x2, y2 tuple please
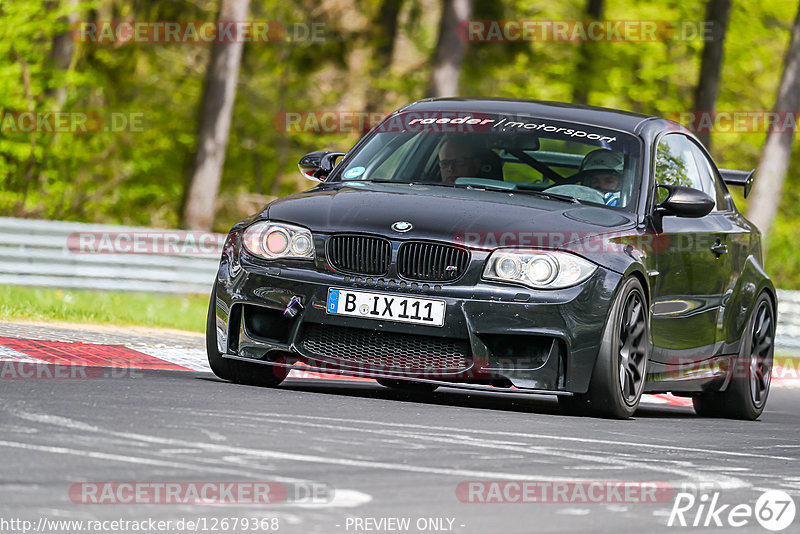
(483, 249, 596, 289)
(242, 221, 314, 260)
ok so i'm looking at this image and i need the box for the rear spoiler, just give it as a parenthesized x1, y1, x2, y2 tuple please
(719, 168, 755, 198)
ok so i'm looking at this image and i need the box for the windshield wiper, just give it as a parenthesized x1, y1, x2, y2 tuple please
(514, 189, 582, 204)
(411, 182, 582, 203)
(338, 180, 582, 204)
(336, 179, 454, 186)
(339, 179, 396, 183)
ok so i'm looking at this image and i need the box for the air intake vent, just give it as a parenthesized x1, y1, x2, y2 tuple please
(299, 323, 472, 375)
(327, 235, 391, 276)
(397, 242, 469, 282)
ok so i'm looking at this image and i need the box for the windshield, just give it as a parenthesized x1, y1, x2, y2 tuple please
(329, 111, 642, 210)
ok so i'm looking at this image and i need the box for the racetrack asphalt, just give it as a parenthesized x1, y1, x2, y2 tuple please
(0, 321, 798, 534)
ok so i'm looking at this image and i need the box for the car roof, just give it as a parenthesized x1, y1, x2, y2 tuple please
(399, 97, 663, 135)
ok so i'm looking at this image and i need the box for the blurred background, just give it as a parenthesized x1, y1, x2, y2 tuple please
(2, 0, 800, 331)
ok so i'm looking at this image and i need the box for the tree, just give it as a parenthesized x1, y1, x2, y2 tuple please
(746, 2, 800, 238)
(48, 0, 80, 108)
(428, 0, 473, 98)
(181, 0, 250, 231)
(365, 0, 404, 112)
(572, 0, 604, 105)
(693, 0, 732, 150)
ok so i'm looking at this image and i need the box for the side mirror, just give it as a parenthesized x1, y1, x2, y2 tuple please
(298, 150, 345, 181)
(719, 168, 755, 198)
(655, 184, 715, 218)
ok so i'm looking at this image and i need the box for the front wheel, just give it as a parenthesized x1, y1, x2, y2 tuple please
(692, 292, 774, 420)
(559, 277, 650, 419)
(206, 286, 286, 388)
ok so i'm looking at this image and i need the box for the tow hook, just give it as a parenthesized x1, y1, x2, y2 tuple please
(283, 296, 304, 318)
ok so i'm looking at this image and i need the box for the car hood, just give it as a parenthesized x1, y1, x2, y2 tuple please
(261, 183, 636, 250)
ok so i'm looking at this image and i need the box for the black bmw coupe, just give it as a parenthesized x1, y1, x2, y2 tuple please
(207, 98, 776, 419)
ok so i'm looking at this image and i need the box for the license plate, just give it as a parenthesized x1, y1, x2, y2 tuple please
(326, 288, 445, 327)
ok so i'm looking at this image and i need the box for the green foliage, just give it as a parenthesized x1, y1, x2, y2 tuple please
(2, 0, 800, 286)
(0, 284, 208, 331)
(655, 142, 690, 189)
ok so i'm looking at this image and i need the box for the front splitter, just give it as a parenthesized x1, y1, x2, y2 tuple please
(221, 353, 574, 396)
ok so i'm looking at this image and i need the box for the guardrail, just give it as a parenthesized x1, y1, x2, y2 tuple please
(1, 216, 799, 354)
(0, 217, 222, 294)
(776, 290, 800, 355)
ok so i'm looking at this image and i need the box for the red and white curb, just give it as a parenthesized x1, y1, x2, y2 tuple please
(0, 336, 797, 407)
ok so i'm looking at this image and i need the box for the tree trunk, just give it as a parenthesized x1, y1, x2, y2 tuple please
(428, 0, 473, 98)
(48, 0, 80, 108)
(365, 0, 404, 113)
(181, 0, 250, 231)
(572, 0, 604, 105)
(746, 3, 800, 238)
(271, 45, 292, 198)
(692, 0, 732, 150)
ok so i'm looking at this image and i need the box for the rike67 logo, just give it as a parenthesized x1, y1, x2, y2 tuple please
(668, 489, 796, 531)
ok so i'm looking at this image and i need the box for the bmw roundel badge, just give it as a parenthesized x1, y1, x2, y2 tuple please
(391, 221, 413, 232)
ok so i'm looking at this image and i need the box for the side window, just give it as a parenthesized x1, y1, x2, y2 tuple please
(654, 134, 704, 204)
(688, 142, 728, 211)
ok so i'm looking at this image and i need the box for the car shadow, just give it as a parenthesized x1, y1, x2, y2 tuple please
(196, 375, 698, 420)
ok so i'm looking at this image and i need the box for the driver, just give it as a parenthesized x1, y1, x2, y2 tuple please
(580, 149, 624, 206)
(438, 137, 484, 184)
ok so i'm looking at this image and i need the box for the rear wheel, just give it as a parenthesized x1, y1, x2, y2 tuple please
(692, 292, 774, 420)
(377, 378, 439, 392)
(206, 286, 286, 388)
(559, 277, 649, 419)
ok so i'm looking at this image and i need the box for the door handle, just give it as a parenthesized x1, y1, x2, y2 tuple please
(710, 239, 728, 257)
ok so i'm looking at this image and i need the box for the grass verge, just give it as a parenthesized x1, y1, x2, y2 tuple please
(0, 285, 207, 333)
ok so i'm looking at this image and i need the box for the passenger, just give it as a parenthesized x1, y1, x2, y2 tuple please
(580, 149, 624, 206)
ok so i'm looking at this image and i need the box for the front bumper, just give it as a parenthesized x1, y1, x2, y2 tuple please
(212, 252, 621, 394)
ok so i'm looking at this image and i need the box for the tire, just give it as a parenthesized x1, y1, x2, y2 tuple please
(377, 378, 439, 392)
(692, 292, 774, 420)
(559, 277, 650, 419)
(206, 286, 286, 388)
